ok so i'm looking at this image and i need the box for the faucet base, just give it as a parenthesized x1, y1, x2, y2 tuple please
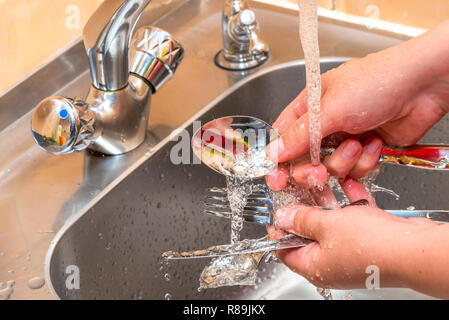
(86, 74, 152, 156)
(214, 50, 269, 71)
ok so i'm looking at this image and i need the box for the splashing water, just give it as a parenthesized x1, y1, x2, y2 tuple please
(198, 177, 259, 289)
(226, 176, 254, 244)
(0, 280, 15, 300)
(199, 253, 261, 290)
(361, 170, 400, 200)
(298, 0, 322, 166)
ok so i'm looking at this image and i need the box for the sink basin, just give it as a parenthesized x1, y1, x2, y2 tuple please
(47, 59, 443, 299)
(1, 0, 446, 300)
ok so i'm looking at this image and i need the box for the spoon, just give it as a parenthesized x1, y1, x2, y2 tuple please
(191, 116, 279, 179)
(192, 115, 449, 176)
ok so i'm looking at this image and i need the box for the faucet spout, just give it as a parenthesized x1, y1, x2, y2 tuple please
(31, 0, 184, 156)
(83, 0, 152, 91)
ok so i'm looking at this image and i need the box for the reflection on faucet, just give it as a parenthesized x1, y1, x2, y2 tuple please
(215, 0, 270, 71)
(31, 0, 184, 156)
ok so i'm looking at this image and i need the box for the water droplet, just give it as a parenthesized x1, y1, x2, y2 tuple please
(164, 293, 172, 300)
(164, 273, 171, 281)
(28, 277, 45, 290)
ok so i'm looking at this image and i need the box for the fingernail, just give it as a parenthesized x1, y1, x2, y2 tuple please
(266, 138, 285, 162)
(341, 140, 360, 160)
(275, 207, 296, 229)
(365, 138, 382, 154)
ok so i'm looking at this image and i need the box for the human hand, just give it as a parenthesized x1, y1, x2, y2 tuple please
(266, 22, 449, 190)
(271, 201, 438, 290)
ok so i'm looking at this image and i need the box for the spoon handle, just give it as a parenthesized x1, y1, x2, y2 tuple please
(323, 144, 449, 170)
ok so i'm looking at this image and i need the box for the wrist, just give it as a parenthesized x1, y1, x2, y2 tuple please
(385, 223, 438, 290)
(374, 222, 424, 289)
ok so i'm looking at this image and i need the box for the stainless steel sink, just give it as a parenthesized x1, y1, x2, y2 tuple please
(1, 0, 446, 300)
(47, 58, 446, 300)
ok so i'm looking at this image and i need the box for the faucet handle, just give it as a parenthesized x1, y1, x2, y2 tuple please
(31, 97, 97, 155)
(239, 9, 256, 26)
(130, 26, 184, 92)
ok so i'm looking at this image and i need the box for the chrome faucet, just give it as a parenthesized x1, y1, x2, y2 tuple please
(31, 0, 184, 155)
(215, 0, 269, 71)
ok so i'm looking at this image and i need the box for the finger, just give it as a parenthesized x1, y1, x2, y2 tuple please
(290, 163, 328, 189)
(310, 185, 340, 209)
(273, 90, 308, 134)
(289, 163, 338, 208)
(273, 76, 330, 134)
(339, 177, 377, 207)
(349, 136, 383, 179)
(275, 204, 327, 239)
(265, 163, 289, 191)
(323, 139, 363, 178)
(266, 115, 309, 163)
(266, 103, 339, 163)
(266, 225, 288, 240)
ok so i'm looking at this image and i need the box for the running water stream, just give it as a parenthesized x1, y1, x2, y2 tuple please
(298, 0, 322, 167)
(298, 0, 333, 300)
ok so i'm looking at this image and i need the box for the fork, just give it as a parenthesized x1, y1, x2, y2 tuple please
(204, 185, 449, 225)
(163, 187, 449, 260)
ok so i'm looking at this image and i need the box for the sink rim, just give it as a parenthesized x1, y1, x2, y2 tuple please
(43, 57, 351, 299)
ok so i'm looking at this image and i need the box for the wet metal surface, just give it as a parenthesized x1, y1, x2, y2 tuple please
(0, 0, 444, 299)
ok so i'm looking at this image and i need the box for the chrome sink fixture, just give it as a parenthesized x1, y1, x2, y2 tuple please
(215, 0, 270, 70)
(31, 0, 184, 155)
(0, 0, 445, 300)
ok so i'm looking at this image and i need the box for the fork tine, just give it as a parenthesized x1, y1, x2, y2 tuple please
(206, 187, 267, 197)
(204, 186, 273, 225)
(204, 209, 270, 225)
(204, 202, 271, 214)
(205, 195, 271, 207)
(205, 186, 449, 226)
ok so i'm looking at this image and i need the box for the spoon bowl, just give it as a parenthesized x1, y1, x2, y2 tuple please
(191, 116, 279, 179)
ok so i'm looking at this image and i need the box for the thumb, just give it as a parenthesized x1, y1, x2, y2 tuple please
(275, 205, 326, 240)
(266, 115, 310, 163)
